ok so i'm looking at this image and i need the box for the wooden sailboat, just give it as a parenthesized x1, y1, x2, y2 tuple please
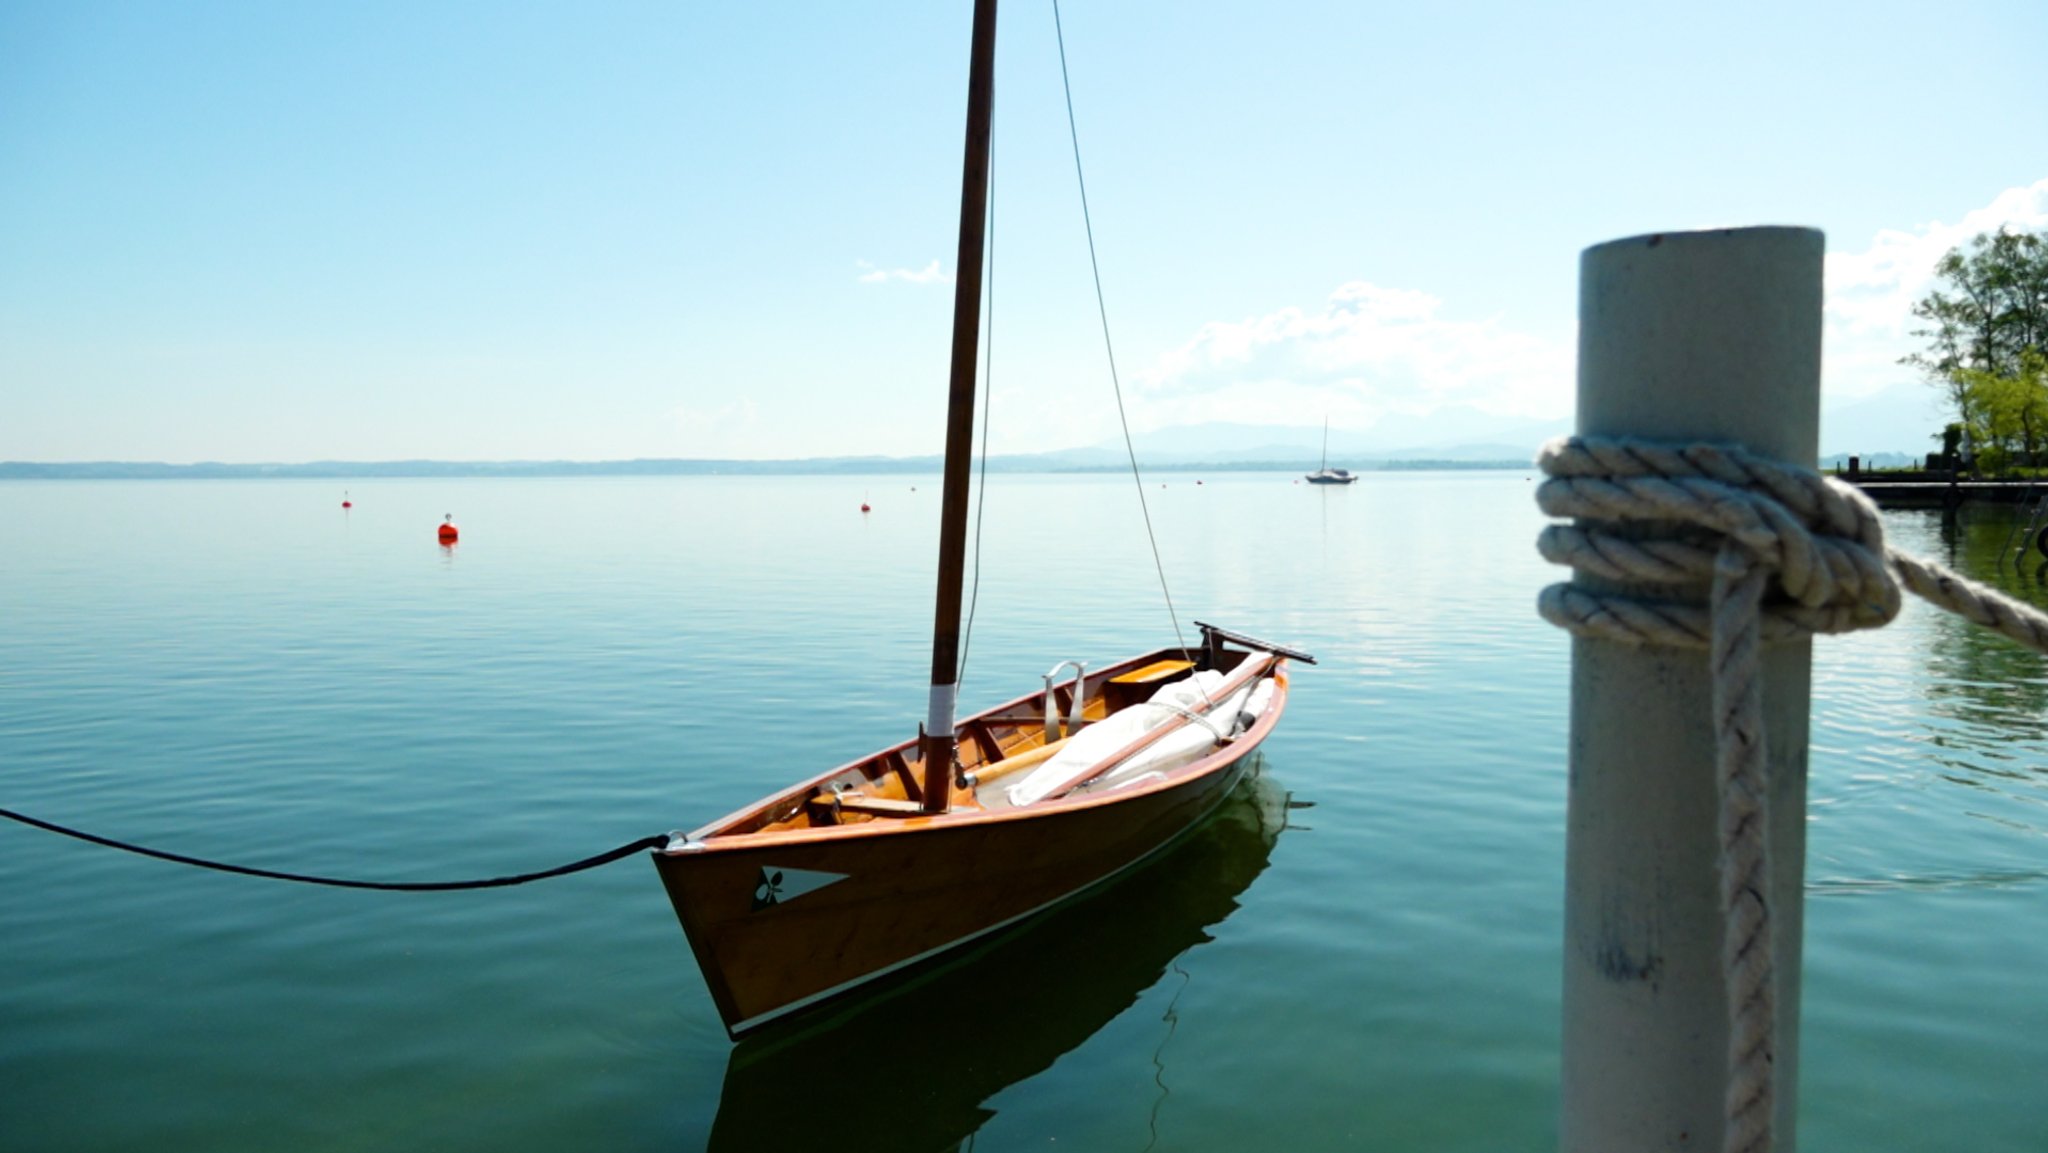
(651, 0, 1312, 1039)
(1305, 417, 1358, 484)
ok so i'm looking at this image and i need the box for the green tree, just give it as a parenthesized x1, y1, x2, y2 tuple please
(1958, 350, 2048, 471)
(1904, 227, 2048, 436)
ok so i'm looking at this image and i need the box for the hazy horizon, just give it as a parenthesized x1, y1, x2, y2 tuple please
(0, 396, 1947, 469)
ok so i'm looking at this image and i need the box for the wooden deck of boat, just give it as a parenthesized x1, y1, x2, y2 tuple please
(704, 648, 1246, 837)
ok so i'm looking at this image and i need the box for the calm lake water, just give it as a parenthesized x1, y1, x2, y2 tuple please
(2, 472, 2044, 1151)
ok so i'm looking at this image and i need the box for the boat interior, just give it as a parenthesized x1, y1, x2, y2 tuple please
(701, 624, 1309, 837)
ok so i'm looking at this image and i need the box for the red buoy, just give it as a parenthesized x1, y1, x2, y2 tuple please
(438, 514, 459, 543)
(342, 490, 352, 509)
(860, 503, 871, 513)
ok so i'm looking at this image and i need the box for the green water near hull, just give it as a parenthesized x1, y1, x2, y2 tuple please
(1, 474, 2043, 1150)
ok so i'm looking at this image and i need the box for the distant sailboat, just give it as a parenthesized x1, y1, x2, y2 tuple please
(1305, 418, 1358, 484)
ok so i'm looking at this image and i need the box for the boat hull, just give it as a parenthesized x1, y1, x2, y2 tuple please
(704, 769, 1291, 1151)
(653, 662, 1290, 1036)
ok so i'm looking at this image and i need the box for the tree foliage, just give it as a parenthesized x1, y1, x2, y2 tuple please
(1905, 228, 2048, 469)
(1956, 351, 2048, 473)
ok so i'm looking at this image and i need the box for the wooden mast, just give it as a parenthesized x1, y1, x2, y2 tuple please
(920, 0, 999, 814)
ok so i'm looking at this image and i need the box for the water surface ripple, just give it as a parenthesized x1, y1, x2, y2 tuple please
(1, 475, 2043, 1150)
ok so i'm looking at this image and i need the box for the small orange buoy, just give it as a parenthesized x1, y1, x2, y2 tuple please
(438, 514, 459, 543)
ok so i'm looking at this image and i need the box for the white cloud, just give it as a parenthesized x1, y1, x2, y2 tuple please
(1124, 177, 2048, 441)
(1131, 280, 1572, 430)
(1824, 177, 2048, 400)
(856, 259, 953, 285)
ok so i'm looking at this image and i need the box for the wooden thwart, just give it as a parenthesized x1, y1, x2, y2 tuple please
(830, 794, 931, 818)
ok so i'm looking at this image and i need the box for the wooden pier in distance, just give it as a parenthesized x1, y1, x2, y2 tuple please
(1847, 479, 2035, 509)
(1835, 462, 2038, 510)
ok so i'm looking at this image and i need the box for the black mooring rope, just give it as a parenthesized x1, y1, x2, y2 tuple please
(0, 806, 669, 891)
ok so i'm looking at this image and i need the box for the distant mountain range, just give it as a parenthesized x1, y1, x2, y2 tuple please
(0, 454, 1537, 480)
(0, 400, 1945, 479)
(1, 420, 1561, 479)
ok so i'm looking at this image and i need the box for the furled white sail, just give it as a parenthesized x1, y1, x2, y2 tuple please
(1007, 659, 1274, 806)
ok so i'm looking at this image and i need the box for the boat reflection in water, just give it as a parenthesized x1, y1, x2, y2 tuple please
(705, 766, 1296, 1153)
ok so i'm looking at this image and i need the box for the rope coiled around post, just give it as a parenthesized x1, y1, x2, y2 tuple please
(1535, 435, 2048, 1153)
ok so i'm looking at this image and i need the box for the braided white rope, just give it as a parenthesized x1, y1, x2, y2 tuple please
(1536, 435, 2048, 1153)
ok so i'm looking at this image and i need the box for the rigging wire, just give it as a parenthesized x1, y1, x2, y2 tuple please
(957, 125, 997, 689)
(0, 805, 668, 891)
(1051, 0, 1195, 666)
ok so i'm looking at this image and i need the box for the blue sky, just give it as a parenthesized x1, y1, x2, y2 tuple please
(2, 0, 2043, 463)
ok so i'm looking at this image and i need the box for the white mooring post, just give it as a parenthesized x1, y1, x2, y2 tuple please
(1560, 227, 1823, 1152)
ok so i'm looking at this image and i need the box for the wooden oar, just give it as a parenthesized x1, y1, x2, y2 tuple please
(965, 733, 1076, 787)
